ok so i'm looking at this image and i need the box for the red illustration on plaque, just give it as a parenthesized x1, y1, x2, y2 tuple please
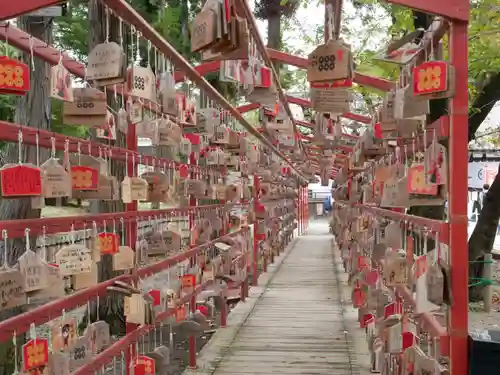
(133, 355, 155, 375)
(364, 270, 378, 286)
(178, 164, 189, 179)
(259, 66, 271, 88)
(181, 274, 196, 294)
(1, 165, 42, 197)
(384, 301, 403, 318)
(414, 256, 427, 279)
(310, 79, 353, 89)
(98, 232, 119, 255)
(176, 304, 186, 322)
(181, 274, 196, 287)
(357, 256, 369, 270)
(407, 165, 438, 195)
(352, 287, 365, 308)
(22, 338, 49, 371)
(362, 313, 374, 328)
(402, 332, 418, 350)
(71, 166, 99, 190)
(0, 56, 30, 95)
(412, 61, 448, 95)
(406, 236, 414, 268)
(148, 289, 161, 306)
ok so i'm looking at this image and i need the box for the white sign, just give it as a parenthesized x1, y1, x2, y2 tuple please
(468, 162, 498, 189)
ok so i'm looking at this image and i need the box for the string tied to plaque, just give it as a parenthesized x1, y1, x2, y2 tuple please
(326, 3, 336, 42)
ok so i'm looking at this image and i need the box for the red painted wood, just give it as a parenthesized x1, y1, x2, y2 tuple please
(285, 95, 372, 124)
(448, 18, 470, 370)
(385, 0, 468, 21)
(0, 0, 64, 21)
(266, 48, 395, 92)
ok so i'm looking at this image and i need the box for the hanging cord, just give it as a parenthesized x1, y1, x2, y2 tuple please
(326, 3, 335, 41)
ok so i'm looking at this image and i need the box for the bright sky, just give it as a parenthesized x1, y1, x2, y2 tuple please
(251, 0, 391, 121)
(253, 0, 499, 135)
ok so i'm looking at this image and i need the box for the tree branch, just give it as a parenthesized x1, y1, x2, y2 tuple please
(469, 73, 500, 142)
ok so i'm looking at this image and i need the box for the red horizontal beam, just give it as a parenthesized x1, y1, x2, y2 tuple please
(0, 202, 241, 239)
(0, 23, 163, 114)
(0, 25, 257, 119)
(0, 0, 64, 21)
(396, 286, 448, 350)
(285, 96, 372, 124)
(296, 120, 313, 128)
(385, 0, 468, 21)
(267, 49, 395, 92)
(173, 61, 220, 83)
(354, 204, 449, 244)
(235, 102, 260, 114)
(0, 228, 247, 341)
(167, 50, 395, 94)
(73, 280, 213, 375)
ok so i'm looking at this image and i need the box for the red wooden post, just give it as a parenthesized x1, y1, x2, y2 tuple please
(252, 175, 260, 286)
(125, 120, 138, 375)
(188, 158, 198, 369)
(449, 17, 469, 375)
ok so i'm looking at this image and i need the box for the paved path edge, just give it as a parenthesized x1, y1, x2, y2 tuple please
(331, 237, 371, 375)
(182, 236, 301, 375)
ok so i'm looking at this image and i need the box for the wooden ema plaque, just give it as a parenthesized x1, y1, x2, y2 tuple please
(133, 355, 156, 375)
(412, 61, 449, 95)
(127, 66, 156, 102)
(22, 338, 49, 371)
(97, 232, 119, 255)
(0, 268, 26, 310)
(63, 87, 107, 127)
(407, 165, 438, 195)
(51, 317, 78, 352)
(41, 158, 72, 198)
(51, 63, 73, 102)
(176, 304, 187, 322)
(48, 351, 70, 375)
(73, 263, 98, 290)
(0, 56, 30, 95)
(191, 8, 218, 52)
(29, 264, 65, 304)
(69, 336, 91, 371)
(86, 42, 125, 85)
(113, 246, 135, 270)
(86, 321, 110, 354)
(18, 250, 48, 292)
(55, 245, 92, 276)
(310, 86, 351, 113)
(71, 166, 99, 190)
(307, 40, 351, 82)
(0, 164, 42, 197)
(181, 274, 196, 295)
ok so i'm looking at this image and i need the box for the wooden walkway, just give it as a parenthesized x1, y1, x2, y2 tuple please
(186, 220, 370, 375)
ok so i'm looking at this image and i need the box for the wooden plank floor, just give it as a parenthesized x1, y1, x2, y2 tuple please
(211, 221, 363, 375)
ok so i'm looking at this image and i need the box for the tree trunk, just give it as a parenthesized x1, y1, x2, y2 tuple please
(468, 165, 500, 300)
(0, 15, 52, 375)
(86, 0, 127, 336)
(267, 14, 281, 73)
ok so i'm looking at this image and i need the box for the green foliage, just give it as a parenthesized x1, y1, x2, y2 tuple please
(255, 0, 301, 20)
(153, 0, 200, 62)
(53, 2, 89, 62)
(0, 95, 15, 123)
(468, 0, 500, 86)
(50, 100, 89, 139)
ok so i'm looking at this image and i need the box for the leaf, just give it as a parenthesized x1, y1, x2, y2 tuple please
(280, 0, 289, 5)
